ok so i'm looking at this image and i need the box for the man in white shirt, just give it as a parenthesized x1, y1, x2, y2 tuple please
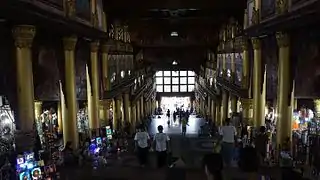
(219, 118, 237, 167)
(153, 125, 170, 168)
(134, 126, 150, 167)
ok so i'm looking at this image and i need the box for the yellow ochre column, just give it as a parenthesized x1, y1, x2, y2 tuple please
(216, 99, 222, 125)
(140, 96, 144, 119)
(112, 99, 117, 130)
(231, 96, 237, 114)
(241, 98, 253, 125)
(124, 92, 130, 123)
(87, 41, 100, 134)
(34, 101, 42, 121)
(13, 25, 36, 132)
(62, 36, 79, 149)
(276, 32, 292, 147)
(137, 100, 141, 123)
(131, 103, 137, 130)
(251, 37, 265, 127)
(221, 91, 228, 124)
(211, 100, 216, 123)
(57, 101, 63, 134)
(59, 81, 66, 134)
(115, 97, 122, 129)
(101, 43, 110, 91)
(241, 38, 251, 94)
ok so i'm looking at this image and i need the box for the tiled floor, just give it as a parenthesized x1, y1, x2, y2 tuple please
(148, 114, 205, 136)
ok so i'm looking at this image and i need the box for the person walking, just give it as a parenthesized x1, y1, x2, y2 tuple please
(134, 126, 150, 167)
(153, 125, 170, 168)
(219, 118, 237, 167)
(181, 117, 189, 137)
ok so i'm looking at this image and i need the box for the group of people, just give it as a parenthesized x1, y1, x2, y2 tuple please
(134, 125, 170, 168)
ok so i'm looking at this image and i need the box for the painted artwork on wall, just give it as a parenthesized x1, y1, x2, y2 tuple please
(76, 0, 91, 21)
(235, 52, 243, 86)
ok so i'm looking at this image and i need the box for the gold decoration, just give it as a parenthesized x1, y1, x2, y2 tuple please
(91, 12, 98, 28)
(251, 37, 261, 50)
(241, 37, 248, 51)
(63, 35, 77, 51)
(90, 41, 100, 52)
(242, 75, 249, 89)
(66, 0, 76, 18)
(241, 98, 253, 109)
(251, 7, 259, 25)
(276, 32, 289, 48)
(101, 43, 111, 53)
(276, 0, 288, 14)
(12, 25, 36, 48)
(109, 24, 114, 39)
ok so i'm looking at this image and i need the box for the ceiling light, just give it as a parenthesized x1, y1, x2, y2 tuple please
(172, 60, 178, 65)
(170, 31, 178, 37)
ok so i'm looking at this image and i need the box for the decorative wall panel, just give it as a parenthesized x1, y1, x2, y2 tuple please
(76, 0, 91, 21)
(263, 38, 278, 99)
(34, 47, 60, 100)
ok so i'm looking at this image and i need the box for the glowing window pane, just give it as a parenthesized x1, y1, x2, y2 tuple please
(188, 77, 195, 84)
(172, 71, 179, 76)
(156, 71, 163, 76)
(163, 71, 171, 76)
(156, 85, 163, 92)
(172, 77, 179, 84)
(188, 71, 195, 76)
(180, 71, 187, 76)
(188, 85, 195, 92)
(164, 85, 171, 92)
(180, 85, 187, 92)
(164, 77, 171, 84)
(156, 77, 163, 84)
(180, 77, 187, 84)
(172, 85, 179, 92)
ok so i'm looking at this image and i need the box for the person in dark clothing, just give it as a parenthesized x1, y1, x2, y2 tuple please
(254, 126, 268, 165)
(202, 153, 223, 180)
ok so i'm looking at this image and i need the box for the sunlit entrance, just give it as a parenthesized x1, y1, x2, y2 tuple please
(161, 96, 191, 112)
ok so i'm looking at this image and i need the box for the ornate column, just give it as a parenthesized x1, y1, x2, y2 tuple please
(62, 35, 79, 149)
(275, 32, 292, 147)
(221, 91, 229, 123)
(123, 92, 130, 123)
(58, 81, 66, 134)
(112, 99, 117, 130)
(140, 96, 144, 119)
(231, 96, 238, 114)
(131, 103, 137, 131)
(211, 100, 216, 123)
(137, 100, 141, 123)
(13, 25, 36, 152)
(241, 98, 253, 125)
(101, 43, 110, 91)
(241, 38, 251, 95)
(115, 96, 123, 130)
(207, 96, 211, 118)
(34, 101, 42, 122)
(216, 99, 222, 125)
(87, 41, 100, 134)
(251, 37, 265, 127)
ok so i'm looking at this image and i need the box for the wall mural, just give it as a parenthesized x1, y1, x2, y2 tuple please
(235, 52, 243, 86)
(264, 38, 278, 99)
(35, 47, 60, 100)
(294, 29, 320, 98)
(75, 46, 88, 100)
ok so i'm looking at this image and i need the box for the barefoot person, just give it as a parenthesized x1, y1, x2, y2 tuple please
(153, 125, 170, 168)
(134, 126, 150, 167)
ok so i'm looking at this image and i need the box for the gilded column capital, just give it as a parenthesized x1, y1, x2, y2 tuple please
(101, 43, 111, 53)
(66, 0, 76, 18)
(251, 37, 261, 50)
(276, 32, 289, 48)
(241, 98, 253, 108)
(276, 0, 288, 14)
(90, 41, 100, 52)
(241, 37, 249, 51)
(12, 25, 36, 48)
(63, 36, 77, 51)
(251, 7, 260, 25)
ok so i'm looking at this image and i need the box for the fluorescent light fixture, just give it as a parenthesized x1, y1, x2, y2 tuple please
(172, 60, 178, 65)
(170, 31, 178, 37)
